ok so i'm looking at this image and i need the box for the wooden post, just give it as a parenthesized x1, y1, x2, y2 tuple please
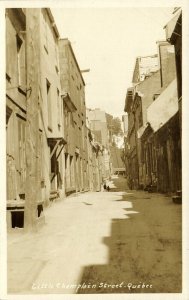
(24, 9, 41, 231)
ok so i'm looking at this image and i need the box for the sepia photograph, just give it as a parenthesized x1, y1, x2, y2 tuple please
(1, 0, 188, 299)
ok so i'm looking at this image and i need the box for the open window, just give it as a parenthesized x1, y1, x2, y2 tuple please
(16, 33, 26, 88)
(46, 79, 52, 131)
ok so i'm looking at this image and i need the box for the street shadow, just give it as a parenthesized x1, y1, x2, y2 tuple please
(76, 196, 144, 294)
(76, 185, 182, 294)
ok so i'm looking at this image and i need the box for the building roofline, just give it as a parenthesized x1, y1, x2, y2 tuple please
(164, 10, 182, 44)
(60, 38, 85, 86)
(136, 54, 158, 59)
(173, 7, 181, 14)
(45, 8, 60, 39)
(6, 8, 26, 28)
(156, 40, 169, 44)
(132, 53, 158, 83)
(132, 58, 139, 84)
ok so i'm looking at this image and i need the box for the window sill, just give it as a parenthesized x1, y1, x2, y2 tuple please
(55, 65, 59, 74)
(44, 45, 48, 54)
(6, 73, 11, 83)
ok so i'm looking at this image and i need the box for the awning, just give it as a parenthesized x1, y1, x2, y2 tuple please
(47, 137, 67, 146)
(61, 92, 77, 112)
(137, 124, 148, 139)
(47, 137, 67, 159)
(140, 123, 154, 141)
(147, 79, 178, 133)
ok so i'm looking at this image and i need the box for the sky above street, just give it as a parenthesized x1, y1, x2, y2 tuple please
(52, 7, 174, 118)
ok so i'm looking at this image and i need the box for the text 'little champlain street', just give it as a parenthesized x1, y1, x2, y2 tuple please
(32, 282, 153, 292)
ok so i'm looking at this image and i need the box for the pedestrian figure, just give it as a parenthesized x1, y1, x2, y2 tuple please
(103, 183, 107, 190)
(107, 185, 110, 192)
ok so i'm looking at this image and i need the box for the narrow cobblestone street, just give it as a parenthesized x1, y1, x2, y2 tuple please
(8, 176, 182, 294)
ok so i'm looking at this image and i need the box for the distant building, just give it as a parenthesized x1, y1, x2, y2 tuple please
(106, 113, 114, 144)
(124, 87, 139, 189)
(110, 146, 125, 175)
(86, 118, 101, 191)
(87, 108, 111, 179)
(122, 114, 128, 135)
(87, 108, 109, 147)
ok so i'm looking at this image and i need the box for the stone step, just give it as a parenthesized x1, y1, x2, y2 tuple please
(172, 195, 182, 204)
(148, 185, 157, 193)
(49, 190, 59, 201)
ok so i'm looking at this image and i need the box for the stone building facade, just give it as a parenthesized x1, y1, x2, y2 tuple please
(59, 38, 89, 195)
(6, 9, 27, 208)
(123, 34, 181, 194)
(6, 9, 91, 229)
(37, 9, 66, 203)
